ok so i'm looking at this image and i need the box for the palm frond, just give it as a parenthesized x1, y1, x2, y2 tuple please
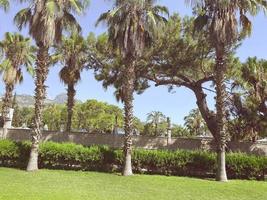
(14, 8, 32, 31)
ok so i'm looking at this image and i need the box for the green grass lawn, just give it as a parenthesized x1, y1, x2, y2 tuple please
(0, 168, 266, 200)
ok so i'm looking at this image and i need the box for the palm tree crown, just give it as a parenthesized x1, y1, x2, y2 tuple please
(96, 0, 168, 59)
(188, 0, 266, 48)
(14, 0, 90, 47)
(0, 32, 35, 86)
(57, 33, 89, 85)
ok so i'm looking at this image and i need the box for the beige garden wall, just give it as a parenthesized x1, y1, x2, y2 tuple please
(1, 128, 266, 155)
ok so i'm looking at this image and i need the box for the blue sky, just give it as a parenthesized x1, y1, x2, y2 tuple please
(0, 0, 267, 125)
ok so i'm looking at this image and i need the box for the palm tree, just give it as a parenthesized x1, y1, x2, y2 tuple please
(184, 109, 207, 136)
(146, 111, 166, 136)
(0, 32, 35, 132)
(0, 0, 9, 11)
(14, 0, 89, 171)
(187, 0, 266, 181)
(97, 0, 168, 176)
(56, 33, 89, 132)
(230, 57, 267, 141)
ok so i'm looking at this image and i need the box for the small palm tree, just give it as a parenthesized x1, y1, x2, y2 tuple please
(14, 0, 89, 171)
(147, 111, 166, 136)
(241, 58, 267, 100)
(97, 0, 168, 176)
(187, 0, 266, 181)
(0, 32, 35, 130)
(56, 33, 89, 132)
(184, 109, 207, 136)
(230, 58, 267, 141)
(0, 0, 9, 11)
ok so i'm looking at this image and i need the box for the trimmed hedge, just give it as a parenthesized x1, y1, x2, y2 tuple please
(0, 140, 266, 180)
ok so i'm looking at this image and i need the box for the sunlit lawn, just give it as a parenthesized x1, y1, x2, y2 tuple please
(0, 167, 266, 200)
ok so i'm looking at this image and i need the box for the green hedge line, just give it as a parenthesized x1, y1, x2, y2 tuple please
(0, 140, 266, 180)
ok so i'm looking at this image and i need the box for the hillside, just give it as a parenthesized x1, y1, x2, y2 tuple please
(1, 93, 69, 107)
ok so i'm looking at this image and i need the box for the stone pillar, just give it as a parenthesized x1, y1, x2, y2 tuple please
(2, 108, 14, 139)
(113, 115, 119, 135)
(166, 117, 172, 145)
(5, 108, 14, 129)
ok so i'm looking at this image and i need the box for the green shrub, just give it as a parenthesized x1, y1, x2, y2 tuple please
(0, 140, 19, 166)
(226, 153, 266, 180)
(0, 140, 266, 180)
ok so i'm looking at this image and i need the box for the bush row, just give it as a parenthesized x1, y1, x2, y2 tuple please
(0, 140, 266, 180)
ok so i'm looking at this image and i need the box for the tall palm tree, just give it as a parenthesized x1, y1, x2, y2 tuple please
(56, 33, 89, 132)
(14, 0, 89, 171)
(0, 32, 35, 131)
(146, 111, 166, 136)
(97, 0, 168, 176)
(187, 0, 266, 181)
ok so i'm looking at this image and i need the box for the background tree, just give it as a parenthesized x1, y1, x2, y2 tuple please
(146, 111, 167, 136)
(171, 124, 190, 137)
(96, 0, 168, 176)
(184, 109, 209, 136)
(14, 0, 89, 171)
(229, 57, 267, 141)
(0, 32, 35, 130)
(56, 33, 89, 132)
(72, 100, 124, 133)
(12, 106, 34, 128)
(43, 104, 66, 131)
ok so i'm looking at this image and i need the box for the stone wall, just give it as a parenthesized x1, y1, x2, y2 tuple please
(1, 128, 267, 155)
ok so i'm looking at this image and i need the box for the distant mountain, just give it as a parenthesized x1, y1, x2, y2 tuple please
(53, 93, 68, 104)
(0, 93, 73, 107)
(14, 94, 36, 107)
(0, 92, 84, 107)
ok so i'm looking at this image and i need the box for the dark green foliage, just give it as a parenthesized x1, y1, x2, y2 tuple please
(226, 153, 267, 180)
(0, 140, 266, 180)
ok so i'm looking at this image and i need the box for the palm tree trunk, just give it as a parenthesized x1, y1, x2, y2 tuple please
(27, 44, 49, 172)
(155, 123, 158, 136)
(66, 84, 75, 132)
(2, 84, 14, 137)
(215, 48, 228, 182)
(122, 62, 135, 176)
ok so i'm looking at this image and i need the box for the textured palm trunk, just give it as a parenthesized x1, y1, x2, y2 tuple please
(66, 84, 75, 132)
(122, 63, 135, 176)
(215, 48, 228, 182)
(2, 84, 14, 137)
(27, 44, 49, 172)
(155, 123, 158, 136)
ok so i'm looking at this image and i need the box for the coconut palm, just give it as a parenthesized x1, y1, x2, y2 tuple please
(96, 0, 168, 176)
(56, 33, 89, 132)
(187, 0, 266, 181)
(0, 32, 35, 131)
(14, 0, 89, 171)
(147, 111, 166, 136)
